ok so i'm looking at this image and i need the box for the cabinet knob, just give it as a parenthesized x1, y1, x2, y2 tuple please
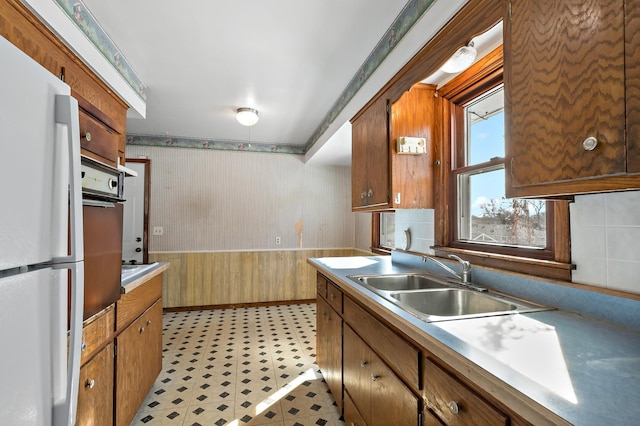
(140, 327, 145, 333)
(147, 320, 152, 326)
(367, 189, 373, 198)
(81, 342, 87, 351)
(84, 132, 92, 142)
(582, 136, 598, 151)
(371, 374, 380, 381)
(360, 192, 366, 199)
(360, 360, 368, 368)
(85, 379, 95, 389)
(448, 400, 459, 415)
(329, 293, 334, 300)
(135, 248, 142, 252)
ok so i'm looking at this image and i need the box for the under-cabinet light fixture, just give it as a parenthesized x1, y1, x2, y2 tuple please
(440, 41, 477, 74)
(236, 107, 259, 126)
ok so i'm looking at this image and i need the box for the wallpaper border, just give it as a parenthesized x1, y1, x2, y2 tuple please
(57, 0, 435, 155)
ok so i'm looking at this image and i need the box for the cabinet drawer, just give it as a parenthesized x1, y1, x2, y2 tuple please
(424, 357, 508, 426)
(80, 306, 114, 366)
(317, 273, 327, 299)
(327, 282, 343, 314)
(79, 109, 119, 164)
(343, 296, 420, 391)
(116, 274, 162, 332)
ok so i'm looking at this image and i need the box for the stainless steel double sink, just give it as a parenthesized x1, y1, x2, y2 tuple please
(347, 273, 551, 322)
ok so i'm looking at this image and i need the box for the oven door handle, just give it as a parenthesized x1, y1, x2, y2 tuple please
(83, 199, 116, 208)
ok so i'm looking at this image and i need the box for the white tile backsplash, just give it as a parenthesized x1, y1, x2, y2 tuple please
(571, 191, 640, 293)
(605, 191, 640, 226)
(395, 209, 435, 254)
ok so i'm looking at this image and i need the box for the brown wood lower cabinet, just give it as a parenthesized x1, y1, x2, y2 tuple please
(316, 278, 343, 412)
(74, 272, 165, 425)
(115, 299, 163, 426)
(76, 343, 114, 426)
(343, 325, 419, 426)
(315, 273, 536, 426)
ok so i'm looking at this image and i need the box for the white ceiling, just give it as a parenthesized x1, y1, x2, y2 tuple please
(79, 0, 470, 165)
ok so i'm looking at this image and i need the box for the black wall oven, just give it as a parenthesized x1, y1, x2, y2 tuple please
(81, 156, 125, 320)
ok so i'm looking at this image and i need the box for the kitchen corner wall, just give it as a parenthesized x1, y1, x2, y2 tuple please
(126, 145, 367, 307)
(394, 191, 640, 295)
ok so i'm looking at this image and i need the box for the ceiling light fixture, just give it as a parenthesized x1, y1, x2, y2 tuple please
(440, 41, 477, 74)
(236, 107, 259, 126)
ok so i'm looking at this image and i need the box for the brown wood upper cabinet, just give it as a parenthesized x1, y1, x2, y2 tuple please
(351, 96, 391, 210)
(504, 0, 640, 198)
(351, 84, 436, 211)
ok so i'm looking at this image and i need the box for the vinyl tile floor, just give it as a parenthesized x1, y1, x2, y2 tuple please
(131, 303, 345, 426)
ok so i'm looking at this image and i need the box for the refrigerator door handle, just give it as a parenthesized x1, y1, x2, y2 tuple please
(53, 94, 84, 264)
(52, 262, 84, 426)
(51, 96, 84, 426)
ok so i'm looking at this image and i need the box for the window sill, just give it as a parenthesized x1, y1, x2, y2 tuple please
(432, 246, 575, 281)
(371, 247, 392, 256)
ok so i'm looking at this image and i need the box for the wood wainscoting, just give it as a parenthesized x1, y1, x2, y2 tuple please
(151, 248, 372, 308)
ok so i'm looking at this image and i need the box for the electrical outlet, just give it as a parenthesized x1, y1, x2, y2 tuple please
(153, 226, 164, 236)
(275, 236, 281, 245)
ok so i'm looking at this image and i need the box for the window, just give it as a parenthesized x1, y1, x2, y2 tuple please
(434, 45, 571, 280)
(372, 212, 395, 254)
(456, 85, 547, 250)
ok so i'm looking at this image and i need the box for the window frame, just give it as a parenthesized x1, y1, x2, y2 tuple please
(433, 46, 573, 281)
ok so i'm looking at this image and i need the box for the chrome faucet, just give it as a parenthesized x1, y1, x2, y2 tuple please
(448, 254, 471, 284)
(422, 254, 484, 291)
(421, 255, 462, 281)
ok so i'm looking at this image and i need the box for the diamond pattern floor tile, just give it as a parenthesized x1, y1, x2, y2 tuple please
(131, 303, 344, 426)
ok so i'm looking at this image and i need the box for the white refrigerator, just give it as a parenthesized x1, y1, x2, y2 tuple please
(0, 36, 84, 426)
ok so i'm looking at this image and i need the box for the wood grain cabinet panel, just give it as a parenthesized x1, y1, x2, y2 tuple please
(350, 83, 436, 211)
(316, 293, 343, 412)
(389, 83, 436, 209)
(79, 109, 119, 164)
(76, 344, 114, 426)
(115, 300, 163, 426)
(343, 390, 367, 426)
(504, 0, 640, 197)
(343, 296, 420, 391)
(343, 325, 419, 426)
(423, 357, 508, 426)
(351, 96, 391, 210)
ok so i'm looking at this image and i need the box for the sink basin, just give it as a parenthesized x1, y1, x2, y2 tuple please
(348, 273, 551, 322)
(388, 288, 549, 322)
(390, 288, 516, 317)
(351, 274, 451, 291)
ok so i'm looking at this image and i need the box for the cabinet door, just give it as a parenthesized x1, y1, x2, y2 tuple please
(344, 325, 419, 426)
(627, 0, 640, 173)
(115, 300, 163, 426)
(351, 96, 390, 210)
(390, 83, 436, 209)
(316, 296, 343, 410)
(76, 344, 114, 426)
(505, 0, 626, 196)
(343, 325, 372, 420)
(369, 349, 419, 426)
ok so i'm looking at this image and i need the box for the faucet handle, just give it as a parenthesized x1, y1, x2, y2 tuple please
(448, 254, 470, 270)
